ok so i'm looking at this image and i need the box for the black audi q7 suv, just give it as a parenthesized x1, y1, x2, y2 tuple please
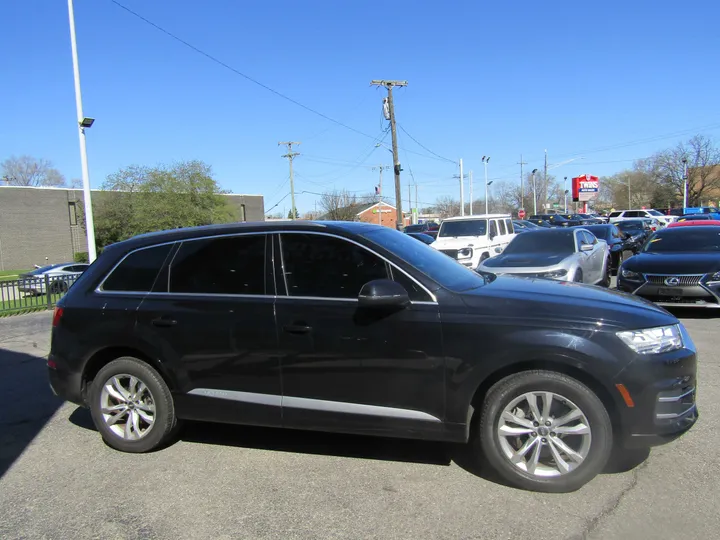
(48, 221, 697, 492)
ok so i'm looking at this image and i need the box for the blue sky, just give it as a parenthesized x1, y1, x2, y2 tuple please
(2, 0, 719, 214)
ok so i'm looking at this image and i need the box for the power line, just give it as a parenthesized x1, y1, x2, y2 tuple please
(398, 124, 456, 164)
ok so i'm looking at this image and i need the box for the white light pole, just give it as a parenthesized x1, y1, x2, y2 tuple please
(469, 170, 473, 215)
(67, 0, 97, 262)
(682, 157, 688, 210)
(482, 156, 491, 214)
(531, 169, 538, 215)
(459, 159, 464, 216)
(564, 177, 568, 213)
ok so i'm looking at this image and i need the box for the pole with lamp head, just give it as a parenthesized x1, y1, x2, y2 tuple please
(531, 169, 538, 215)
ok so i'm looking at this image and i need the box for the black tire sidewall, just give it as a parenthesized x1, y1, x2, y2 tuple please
(477, 371, 612, 493)
(574, 269, 583, 283)
(89, 356, 176, 453)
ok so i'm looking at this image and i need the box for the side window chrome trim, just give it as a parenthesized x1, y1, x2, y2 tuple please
(274, 230, 438, 303)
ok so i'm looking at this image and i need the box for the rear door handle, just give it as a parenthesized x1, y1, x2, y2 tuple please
(283, 324, 312, 335)
(151, 317, 177, 328)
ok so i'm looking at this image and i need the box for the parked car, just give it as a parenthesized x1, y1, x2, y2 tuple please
(607, 209, 676, 226)
(616, 219, 654, 252)
(667, 220, 720, 228)
(617, 225, 720, 308)
(562, 213, 603, 225)
(18, 263, 89, 295)
(676, 214, 720, 222)
(576, 213, 606, 224)
(432, 214, 515, 268)
(576, 224, 632, 274)
(404, 222, 440, 239)
(407, 232, 435, 245)
(48, 221, 697, 493)
(478, 228, 611, 286)
(512, 219, 547, 233)
(528, 214, 580, 227)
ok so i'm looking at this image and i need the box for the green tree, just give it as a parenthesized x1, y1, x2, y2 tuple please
(287, 207, 299, 219)
(78, 160, 236, 248)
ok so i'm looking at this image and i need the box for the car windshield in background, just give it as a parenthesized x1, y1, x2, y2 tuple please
(502, 230, 575, 255)
(438, 219, 487, 238)
(362, 228, 487, 292)
(404, 224, 425, 233)
(647, 210, 664, 216)
(617, 220, 645, 231)
(644, 229, 720, 253)
(514, 220, 540, 229)
(26, 264, 64, 275)
(582, 226, 609, 239)
(679, 215, 711, 221)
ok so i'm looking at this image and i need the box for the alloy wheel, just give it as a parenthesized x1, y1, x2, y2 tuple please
(99, 374, 156, 440)
(497, 391, 592, 477)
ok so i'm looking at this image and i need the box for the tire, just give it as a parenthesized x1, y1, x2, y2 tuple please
(573, 269, 583, 283)
(613, 250, 624, 275)
(50, 281, 68, 294)
(480, 253, 490, 263)
(89, 356, 178, 453)
(599, 257, 611, 288)
(474, 370, 612, 493)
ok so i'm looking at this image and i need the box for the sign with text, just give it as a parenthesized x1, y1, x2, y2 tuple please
(572, 174, 599, 202)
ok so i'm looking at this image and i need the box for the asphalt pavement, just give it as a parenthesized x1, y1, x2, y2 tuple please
(0, 309, 717, 540)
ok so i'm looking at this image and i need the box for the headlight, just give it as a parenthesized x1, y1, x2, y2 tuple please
(539, 269, 568, 278)
(708, 271, 720, 283)
(621, 267, 642, 280)
(616, 325, 683, 355)
(458, 247, 473, 259)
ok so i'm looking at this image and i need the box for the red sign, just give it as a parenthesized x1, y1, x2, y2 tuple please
(572, 174, 599, 202)
(518, 209, 526, 219)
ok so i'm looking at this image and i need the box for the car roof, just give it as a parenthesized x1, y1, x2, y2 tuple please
(442, 214, 511, 221)
(667, 220, 720, 228)
(104, 220, 386, 252)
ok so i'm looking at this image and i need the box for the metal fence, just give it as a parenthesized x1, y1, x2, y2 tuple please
(0, 274, 80, 315)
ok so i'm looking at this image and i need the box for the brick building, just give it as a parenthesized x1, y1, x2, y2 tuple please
(0, 186, 264, 270)
(319, 201, 410, 228)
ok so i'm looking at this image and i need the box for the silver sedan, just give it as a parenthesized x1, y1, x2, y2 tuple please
(478, 228, 611, 286)
(18, 263, 89, 295)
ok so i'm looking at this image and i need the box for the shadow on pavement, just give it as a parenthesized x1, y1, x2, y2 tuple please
(0, 347, 63, 479)
(666, 307, 719, 320)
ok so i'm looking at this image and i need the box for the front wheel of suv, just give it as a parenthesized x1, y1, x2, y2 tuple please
(474, 370, 613, 492)
(89, 356, 179, 453)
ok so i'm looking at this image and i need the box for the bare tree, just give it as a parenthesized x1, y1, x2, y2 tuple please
(319, 189, 361, 221)
(431, 196, 461, 219)
(1, 155, 66, 187)
(651, 135, 720, 206)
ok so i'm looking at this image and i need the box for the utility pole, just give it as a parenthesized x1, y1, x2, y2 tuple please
(543, 149, 548, 212)
(459, 159, 464, 216)
(564, 177, 568, 213)
(408, 183, 412, 223)
(279, 141, 300, 219)
(415, 183, 419, 221)
(531, 169, 538, 215)
(469, 170, 474, 215)
(517, 155, 527, 211)
(372, 165, 390, 225)
(682, 157, 688, 210)
(482, 156, 491, 215)
(371, 79, 408, 229)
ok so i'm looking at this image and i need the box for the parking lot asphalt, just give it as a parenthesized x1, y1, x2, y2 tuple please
(0, 309, 717, 540)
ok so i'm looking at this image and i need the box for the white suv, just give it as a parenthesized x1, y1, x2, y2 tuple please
(607, 209, 676, 225)
(432, 214, 516, 269)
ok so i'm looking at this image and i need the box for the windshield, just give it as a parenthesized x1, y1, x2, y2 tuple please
(27, 264, 63, 275)
(647, 210, 664, 216)
(582, 226, 609, 239)
(438, 219, 487, 238)
(502, 230, 575, 255)
(617, 220, 645, 231)
(643, 229, 720, 252)
(362, 227, 487, 292)
(514, 220, 539, 229)
(404, 224, 425, 233)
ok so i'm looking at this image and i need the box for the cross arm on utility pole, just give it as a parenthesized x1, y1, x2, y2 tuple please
(279, 142, 301, 220)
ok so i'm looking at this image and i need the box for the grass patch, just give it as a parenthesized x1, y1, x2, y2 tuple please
(0, 270, 30, 282)
(0, 292, 63, 316)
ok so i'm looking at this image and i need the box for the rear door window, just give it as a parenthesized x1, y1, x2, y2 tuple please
(489, 220, 498, 238)
(102, 244, 173, 292)
(498, 219, 507, 235)
(608, 212, 621, 218)
(169, 235, 266, 295)
(505, 218, 514, 233)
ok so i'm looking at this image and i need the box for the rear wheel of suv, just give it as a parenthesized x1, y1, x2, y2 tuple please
(573, 269, 583, 283)
(474, 370, 612, 492)
(89, 357, 179, 453)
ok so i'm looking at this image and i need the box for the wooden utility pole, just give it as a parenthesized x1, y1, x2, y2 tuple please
(371, 79, 407, 229)
(372, 165, 390, 225)
(543, 149, 548, 212)
(279, 141, 300, 219)
(469, 170, 474, 215)
(517, 155, 527, 210)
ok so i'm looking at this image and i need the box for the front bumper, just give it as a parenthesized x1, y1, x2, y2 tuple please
(48, 354, 85, 406)
(614, 336, 698, 448)
(617, 275, 720, 308)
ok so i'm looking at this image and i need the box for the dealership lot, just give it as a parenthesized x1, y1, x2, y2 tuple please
(0, 310, 718, 540)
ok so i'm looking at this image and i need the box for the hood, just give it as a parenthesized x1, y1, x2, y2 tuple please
(483, 252, 571, 269)
(432, 237, 486, 250)
(623, 252, 720, 274)
(461, 275, 675, 329)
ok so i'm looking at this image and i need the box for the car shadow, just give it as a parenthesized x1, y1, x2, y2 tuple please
(68, 407, 650, 488)
(0, 347, 64, 479)
(666, 307, 719, 320)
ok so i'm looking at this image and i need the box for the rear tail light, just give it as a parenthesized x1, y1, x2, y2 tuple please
(47, 358, 57, 369)
(52, 307, 64, 327)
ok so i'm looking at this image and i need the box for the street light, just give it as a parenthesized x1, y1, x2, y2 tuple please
(531, 169, 538, 215)
(564, 176, 568, 213)
(67, 0, 97, 262)
(482, 156, 491, 215)
(682, 157, 688, 210)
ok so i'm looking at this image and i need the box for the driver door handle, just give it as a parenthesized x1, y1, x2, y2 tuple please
(283, 324, 312, 335)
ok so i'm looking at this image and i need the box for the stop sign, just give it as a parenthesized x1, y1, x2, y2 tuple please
(518, 209, 526, 219)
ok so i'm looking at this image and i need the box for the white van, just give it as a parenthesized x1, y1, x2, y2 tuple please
(431, 214, 516, 269)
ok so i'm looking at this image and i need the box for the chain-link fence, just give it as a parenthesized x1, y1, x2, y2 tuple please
(0, 274, 80, 315)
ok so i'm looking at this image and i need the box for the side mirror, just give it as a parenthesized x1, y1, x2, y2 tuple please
(580, 243, 594, 252)
(494, 247, 502, 253)
(358, 279, 410, 309)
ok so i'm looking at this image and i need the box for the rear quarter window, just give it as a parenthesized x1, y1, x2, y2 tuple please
(102, 244, 173, 292)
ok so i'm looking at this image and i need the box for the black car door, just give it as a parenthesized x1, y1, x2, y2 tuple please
(273, 232, 445, 438)
(135, 233, 282, 427)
